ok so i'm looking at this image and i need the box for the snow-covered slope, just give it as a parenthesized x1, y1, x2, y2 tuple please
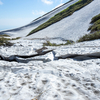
(0, 0, 78, 37)
(0, 0, 100, 41)
(0, 1, 100, 100)
(27, 0, 100, 41)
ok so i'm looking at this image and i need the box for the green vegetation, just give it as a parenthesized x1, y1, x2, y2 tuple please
(0, 34, 21, 46)
(90, 14, 100, 23)
(0, 34, 10, 37)
(43, 40, 74, 46)
(78, 31, 100, 42)
(27, 0, 93, 36)
(88, 15, 100, 33)
(0, 37, 13, 46)
(0, 34, 21, 40)
(11, 37, 21, 40)
(78, 13, 100, 42)
(88, 24, 100, 33)
(31, 0, 74, 23)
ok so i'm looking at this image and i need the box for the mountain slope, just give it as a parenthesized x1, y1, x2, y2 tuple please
(27, 0, 100, 41)
(0, 0, 78, 37)
(1, 1, 100, 99)
(0, 0, 100, 41)
(28, 0, 93, 36)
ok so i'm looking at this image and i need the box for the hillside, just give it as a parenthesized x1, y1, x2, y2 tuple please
(0, 0, 100, 42)
(0, 0, 78, 38)
(27, 0, 100, 41)
(27, 0, 93, 36)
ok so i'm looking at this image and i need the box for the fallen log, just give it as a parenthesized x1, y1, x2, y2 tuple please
(57, 52, 100, 60)
(0, 49, 54, 62)
(0, 50, 100, 62)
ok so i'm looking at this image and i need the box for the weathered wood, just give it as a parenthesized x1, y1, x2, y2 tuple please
(17, 49, 53, 58)
(57, 52, 100, 60)
(0, 50, 100, 62)
(0, 49, 54, 62)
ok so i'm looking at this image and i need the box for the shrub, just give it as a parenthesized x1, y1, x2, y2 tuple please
(0, 34, 10, 37)
(78, 13, 100, 42)
(88, 24, 100, 33)
(11, 37, 21, 40)
(27, 0, 93, 36)
(43, 41, 59, 46)
(88, 19, 100, 33)
(94, 19, 100, 25)
(0, 35, 21, 46)
(64, 40, 73, 45)
(77, 31, 100, 42)
(0, 37, 13, 46)
(43, 40, 74, 46)
(90, 14, 100, 23)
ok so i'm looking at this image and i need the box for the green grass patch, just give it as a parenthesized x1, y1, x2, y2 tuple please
(88, 18, 100, 33)
(88, 24, 100, 33)
(90, 13, 100, 23)
(0, 34, 10, 37)
(77, 31, 100, 42)
(94, 19, 100, 25)
(43, 40, 74, 46)
(11, 37, 21, 40)
(0, 35, 20, 46)
(27, 0, 93, 36)
(0, 37, 13, 46)
(78, 13, 100, 42)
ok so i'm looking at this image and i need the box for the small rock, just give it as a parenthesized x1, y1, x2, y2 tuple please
(42, 79, 48, 84)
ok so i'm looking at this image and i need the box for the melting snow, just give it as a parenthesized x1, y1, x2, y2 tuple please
(0, 39, 100, 100)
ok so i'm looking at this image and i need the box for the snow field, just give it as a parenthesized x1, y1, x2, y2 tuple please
(0, 39, 100, 100)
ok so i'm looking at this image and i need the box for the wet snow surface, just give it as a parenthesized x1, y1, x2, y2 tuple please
(0, 39, 100, 100)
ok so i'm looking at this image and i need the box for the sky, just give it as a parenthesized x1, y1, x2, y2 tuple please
(0, 0, 69, 31)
